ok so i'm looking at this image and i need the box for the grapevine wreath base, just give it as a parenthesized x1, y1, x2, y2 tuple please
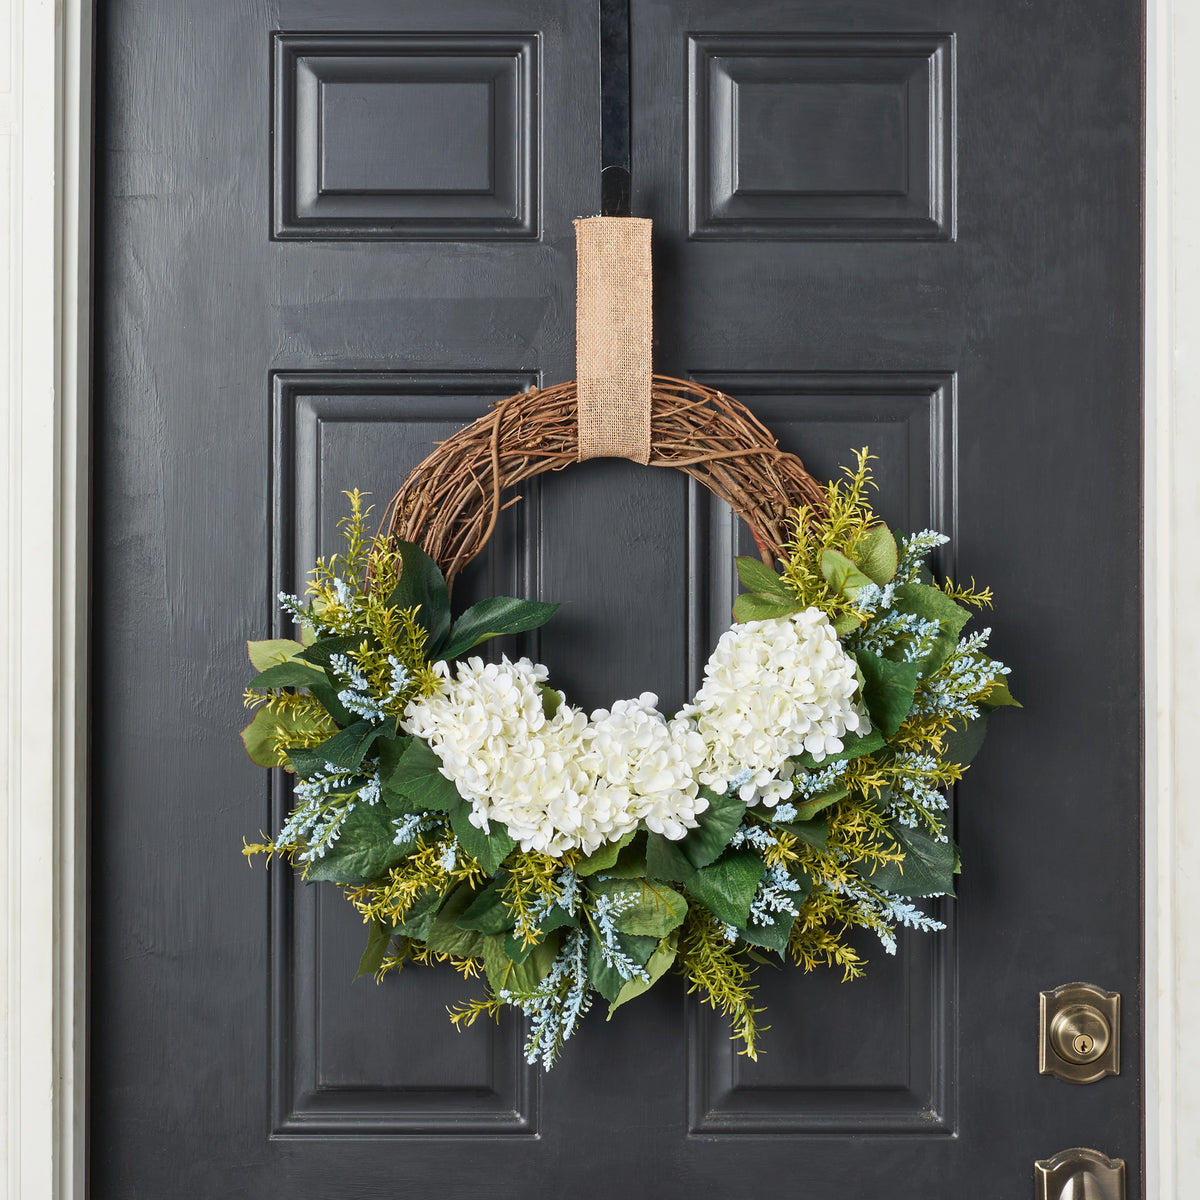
(242, 378, 1015, 1069)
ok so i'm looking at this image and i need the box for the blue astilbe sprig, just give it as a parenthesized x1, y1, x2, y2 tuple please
(912, 628, 1011, 722)
(895, 529, 950, 583)
(392, 811, 444, 846)
(749, 864, 804, 928)
(792, 759, 850, 802)
(279, 761, 374, 861)
(591, 892, 650, 983)
(831, 878, 946, 955)
(848, 580, 897, 617)
(330, 652, 387, 722)
(501, 928, 594, 1070)
(730, 824, 778, 851)
(849, 608, 942, 663)
(887, 752, 951, 833)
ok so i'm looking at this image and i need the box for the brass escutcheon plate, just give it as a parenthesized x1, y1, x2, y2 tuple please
(1034, 1147, 1125, 1200)
(1039, 982, 1120, 1084)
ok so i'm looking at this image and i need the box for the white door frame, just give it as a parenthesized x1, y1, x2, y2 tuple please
(1, 0, 1190, 1194)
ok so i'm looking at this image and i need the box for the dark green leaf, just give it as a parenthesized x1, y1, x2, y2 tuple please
(423, 884, 488, 957)
(355, 918, 394, 980)
(854, 649, 920, 738)
(248, 660, 329, 691)
(644, 834, 696, 883)
(312, 719, 391, 773)
(766, 813, 829, 848)
(679, 788, 748, 870)
(820, 548, 874, 597)
(247, 638, 306, 672)
(482, 932, 559, 995)
(733, 591, 803, 623)
(854, 524, 899, 585)
(394, 889, 443, 940)
(305, 804, 409, 885)
(447, 801, 516, 874)
(387, 737, 459, 812)
(739, 912, 793, 957)
(685, 850, 767, 927)
(457, 881, 516, 934)
(439, 596, 560, 661)
(387, 539, 452, 655)
(894, 582, 971, 674)
(586, 929, 658, 1003)
(295, 634, 365, 671)
(735, 556, 791, 597)
(374, 734, 413, 783)
(608, 931, 679, 1018)
(573, 830, 636, 876)
(942, 713, 990, 768)
(589, 878, 688, 937)
(867, 823, 957, 897)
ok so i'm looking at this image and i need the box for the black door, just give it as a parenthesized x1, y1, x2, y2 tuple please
(91, 0, 1143, 1195)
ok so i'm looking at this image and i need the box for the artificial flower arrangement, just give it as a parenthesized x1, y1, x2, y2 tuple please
(242, 451, 1016, 1068)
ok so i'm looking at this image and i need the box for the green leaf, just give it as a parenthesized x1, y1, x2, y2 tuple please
(387, 738, 459, 812)
(311, 719, 391, 773)
(678, 788, 748, 870)
(853, 524, 899, 585)
(573, 831, 637, 876)
(820, 548, 874, 597)
(867, 823, 957, 898)
(447, 801, 516, 874)
(832, 611, 865, 636)
(295, 634, 366, 671)
(388, 539, 452, 656)
(374, 734, 413, 783)
(685, 850, 767, 927)
(733, 591, 803, 623)
(439, 596, 560, 661)
(980, 675, 1021, 709)
(644, 834, 695, 883)
(355, 918, 394, 980)
(608, 931, 679, 1018)
(766, 813, 829, 848)
(586, 929, 658, 1003)
(735, 556, 791, 597)
(539, 685, 562, 719)
(738, 868, 812, 956)
(247, 660, 352, 726)
(240, 703, 332, 769)
(423, 884, 488, 957)
(247, 638, 306, 672)
(305, 804, 410, 885)
(393, 889, 443, 940)
(793, 786, 849, 822)
(482, 933, 559, 995)
(458, 881, 516, 934)
(942, 713, 990, 768)
(894, 582, 971, 674)
(590, 878, 688, 937)
(854, 649, 920, 738)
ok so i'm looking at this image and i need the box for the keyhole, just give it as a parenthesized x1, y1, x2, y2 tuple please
(1073, 1034, 1094, 1056)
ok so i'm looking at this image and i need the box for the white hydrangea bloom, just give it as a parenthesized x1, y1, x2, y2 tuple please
(402, 661, 709, 857)
(682, 608, 870, 800)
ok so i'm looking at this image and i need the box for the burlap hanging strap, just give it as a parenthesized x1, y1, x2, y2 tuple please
(574, 216, 653, 464)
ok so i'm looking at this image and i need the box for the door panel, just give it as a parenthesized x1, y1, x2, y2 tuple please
(91, 0, 1143, 1195)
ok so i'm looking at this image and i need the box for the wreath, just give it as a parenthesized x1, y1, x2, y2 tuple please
(242, 378, 1016, 1068)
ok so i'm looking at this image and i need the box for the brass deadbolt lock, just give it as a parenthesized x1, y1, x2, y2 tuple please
(1039, 983, 1120, 1084)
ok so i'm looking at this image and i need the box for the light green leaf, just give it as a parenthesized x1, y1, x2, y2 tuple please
(240, 703, 333, 769)
(355, 918, 394, 979)
(854, 649, 920, 738)
(793, 786, 849, 822)
(590, 878, 688, 937)
(980, 675, 1021, 709)
(733, 591, 803, 623)
(735, 556, 791, 597)
(832, 611, 865, 636)
(482, 933, 559, 995)
(439, 596, 560, 662)
(853, 524, 899, 585)
(247, 638, 306, 672)
(608, 931, 679, 1018)
(679, 788, 748, 870)
(387, 539, 452, 656)
(574, 830, 637, 876)
(305, 804, 409, 885)
(540, 685, 562, 719)
(867, 823, 957, 898)
(685, 850, 767, 927)
(820, 548, 874, 597)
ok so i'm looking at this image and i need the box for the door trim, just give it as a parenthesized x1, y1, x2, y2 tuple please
(0, 1, 1185, 1195)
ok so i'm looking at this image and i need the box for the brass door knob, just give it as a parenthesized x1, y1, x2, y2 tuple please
(1039, 983, 1120, 1084)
